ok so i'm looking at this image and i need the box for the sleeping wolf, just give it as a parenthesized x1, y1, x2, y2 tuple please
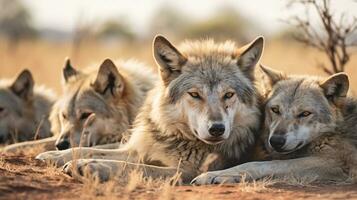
(4, 58, 156, 152)
(0, 69, 55, 144)
(36, 35, 264, 183)
(192, 65, 357, 185)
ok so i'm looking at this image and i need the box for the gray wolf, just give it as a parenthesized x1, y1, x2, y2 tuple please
(36, 35, 264, 183)
(0, 69, 55, 144)
(4, 58, 156, 152)
(192, 65, 357, 185)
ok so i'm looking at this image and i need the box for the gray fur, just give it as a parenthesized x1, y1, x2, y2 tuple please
(0, 69, 55, 144)
(5, 58, 156, 152)
(192, 66, 357, 185)
(36, 36, 264, 184)
(53, 58, 157, 150)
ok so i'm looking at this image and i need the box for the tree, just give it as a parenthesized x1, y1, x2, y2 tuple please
(286, 0, 357, 75)
(0, 0, 37, 45)
(96, 20, 135, 42)
(148, 5, 254, 43)
(148, 4, 189, 39)
(183, 6, 251, 42)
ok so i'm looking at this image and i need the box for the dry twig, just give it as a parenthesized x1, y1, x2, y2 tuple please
(286, 0, 357, 74)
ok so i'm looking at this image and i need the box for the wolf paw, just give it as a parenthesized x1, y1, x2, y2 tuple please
(36, 150, 71, 167)
(62, 159, 112, 182)
(191, 172, 242, 185)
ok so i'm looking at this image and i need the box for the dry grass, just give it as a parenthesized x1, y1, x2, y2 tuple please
(0, 38, 356, 94)
(235, 175, 276, 193)
(1, 153, 357, 200)
(75, 168, 182, 199)
(0, 39, 154, 93)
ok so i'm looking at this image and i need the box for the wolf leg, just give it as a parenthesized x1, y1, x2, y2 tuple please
(62, 159, 179, 183)
(3, 136, 57, 153)
(93, 142, 121, 149)
(36, 147, 135, 167)
(192, 156, 347, 185)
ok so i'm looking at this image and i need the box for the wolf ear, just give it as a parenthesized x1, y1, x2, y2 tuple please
(320, 73, 349, 101)
(153, 35, 187, 84)
(237, 36, 264, 78)
(10, 69, 34, 100)
(92, 59, 124, 98)
(63, 58, 78, 83)
(260, 65, 285, 87)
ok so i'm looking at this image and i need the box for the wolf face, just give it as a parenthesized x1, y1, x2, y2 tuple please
(0, 70, 53, 144)
(54, 59, 131, 150)
(261, 65, 349, 154)
(153, 36, 264, 144)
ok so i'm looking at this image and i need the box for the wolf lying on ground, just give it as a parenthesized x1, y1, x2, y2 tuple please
(36, 35, 264, 183)
(0, 69, 55, 144)
(192, 65, 357, 185)
(4, 58, 156, 152)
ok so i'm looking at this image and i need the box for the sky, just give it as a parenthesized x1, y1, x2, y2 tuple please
(21, 0, 357, 36)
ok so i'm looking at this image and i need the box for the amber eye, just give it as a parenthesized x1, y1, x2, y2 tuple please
(188, 92, 201, 99)
(223, 92, 235, 100)
(298, 111, 312, 118)
(271, 106, 280, 114)
(80, 112, 93, 120)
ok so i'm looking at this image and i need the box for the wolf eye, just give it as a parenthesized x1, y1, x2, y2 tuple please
(188, 92, 201, 99)
(298, 111, 311, 118)
(80, 112, 93, 120)
(223, 92, 235, 100)
(271, 106, 280, 115)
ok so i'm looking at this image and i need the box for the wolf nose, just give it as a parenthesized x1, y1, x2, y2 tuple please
(56, 140, 70, 150)
(208, 123, 225, 137)
(269, 135, 286, 150)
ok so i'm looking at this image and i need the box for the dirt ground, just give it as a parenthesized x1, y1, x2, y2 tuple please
(1, 153, 356, 200)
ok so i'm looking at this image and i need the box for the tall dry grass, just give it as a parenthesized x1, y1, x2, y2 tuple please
(0, 39, 154, 93)
(1, 38, 356, 94)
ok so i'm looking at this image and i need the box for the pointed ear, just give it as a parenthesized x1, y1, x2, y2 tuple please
(10, 69, 34, 100)
(260, 64, 285, 87)
(63, 58, 78, 83)
(153, 35, 187, 84)
(237, 36, 264, 78)
(91, 59, 124, 98)
(320, 73, 349, 101)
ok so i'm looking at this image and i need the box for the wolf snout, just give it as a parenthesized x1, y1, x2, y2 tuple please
(208, 123, 225, 137)
(269, 135, 286, 151)
(56, 139, 70, 150)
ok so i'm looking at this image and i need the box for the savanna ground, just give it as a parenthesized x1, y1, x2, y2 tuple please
(1, 152, 357, 200)
(1, 39, 357, 199)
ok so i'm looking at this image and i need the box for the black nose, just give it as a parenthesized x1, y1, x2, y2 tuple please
(269, 135, 286, 150)
(56, 140, 70, 150)
(208, 123, 225, 137)
(0, 135, 4, 143)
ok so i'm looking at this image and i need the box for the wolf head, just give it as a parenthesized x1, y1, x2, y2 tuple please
(54, 58, 132, 150)
(152, 35, 264, 144)
(261, 65, 349, 154)
(0, 70, 39, 143)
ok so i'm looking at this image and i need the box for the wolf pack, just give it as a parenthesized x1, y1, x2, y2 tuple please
(1, 35, 357, 186)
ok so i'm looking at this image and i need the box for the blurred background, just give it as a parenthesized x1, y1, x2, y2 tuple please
(0, 0, 356, 93)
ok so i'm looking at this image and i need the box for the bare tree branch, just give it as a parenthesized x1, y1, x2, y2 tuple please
(287, 0, 357, 75)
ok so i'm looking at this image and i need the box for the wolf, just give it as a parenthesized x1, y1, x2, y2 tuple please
(192, 65, 357, 185)
(4, 58, 156, 152)
(36, 35, 264, 183)
(0, 69, 55, 144)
